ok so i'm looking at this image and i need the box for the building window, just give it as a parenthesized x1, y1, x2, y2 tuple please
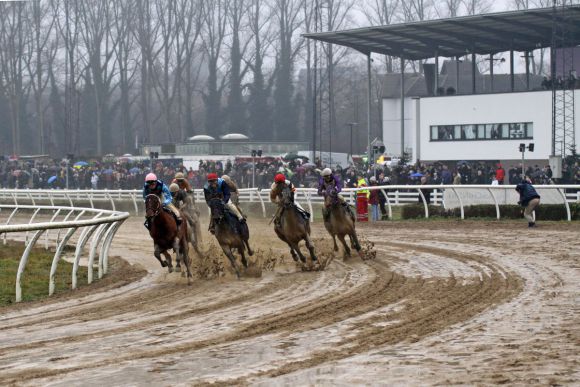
(430, 122, 534, 141)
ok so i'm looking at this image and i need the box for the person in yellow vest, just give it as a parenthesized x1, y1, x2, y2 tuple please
(356, 173, 369, 198)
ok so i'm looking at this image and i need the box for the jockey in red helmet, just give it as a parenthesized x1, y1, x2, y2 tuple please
(270, 173, 309, 228)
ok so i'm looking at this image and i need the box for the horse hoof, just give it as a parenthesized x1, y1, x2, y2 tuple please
(175, 266, 182, 273)
(161, 261, 168, 267)
(333, 247, 339, 252)
(181, 271, 186, 278)
(187, 277, 193, 286)
(168, 267, 174, 273)
(248, 249, 254, 256)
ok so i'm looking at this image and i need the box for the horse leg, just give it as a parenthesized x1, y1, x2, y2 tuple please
(285, 242, 300, 263)
(153, 244, 167, 267)
(181, 238, 193, 285)
(304, 235, 318, 263)
(162, 251, 173, 273)
(220, 244, 240, 279)
(332, 234, 339, 252)
(239, 247, 248, 269)
(173, 237, 182, 273)
(350, 231, 362, 252)
(244, 239, 254, 256)
(338, 234, 351, 258)
(291, 242, 307, 264)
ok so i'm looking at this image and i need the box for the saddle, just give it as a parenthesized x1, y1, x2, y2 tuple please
(291, 204, 310, 220)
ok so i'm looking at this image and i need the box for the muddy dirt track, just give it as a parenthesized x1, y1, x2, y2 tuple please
(0, 218, 579, 386)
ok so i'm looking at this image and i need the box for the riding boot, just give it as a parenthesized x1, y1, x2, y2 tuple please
(208, 219, 215, 234)
(144, 219, 150, 230)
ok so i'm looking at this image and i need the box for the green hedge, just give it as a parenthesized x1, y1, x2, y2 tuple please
(401, 203, 580, 220)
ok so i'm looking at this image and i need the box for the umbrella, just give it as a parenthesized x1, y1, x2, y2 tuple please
(129, 167, 141, 174)
(12, 170, 22, 177)
(102, 169, 114, 175)
(457, 160, 469, 165)
(410, 172, 424, 178)
(74, 161, 88, 168)
(47, 176, 57, 184)
(283, 153, 309, 161)
(302, 162, 316, 169)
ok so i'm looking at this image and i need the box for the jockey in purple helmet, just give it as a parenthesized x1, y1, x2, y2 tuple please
(143, 172, 182, 229)
(317, 168, 348, 222)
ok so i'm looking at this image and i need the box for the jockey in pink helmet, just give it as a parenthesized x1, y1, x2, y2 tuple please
(143, 173, 182, 230)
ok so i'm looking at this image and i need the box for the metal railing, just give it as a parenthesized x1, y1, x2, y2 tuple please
(0, 204, 129, 302)
(1, 185, 578, 222)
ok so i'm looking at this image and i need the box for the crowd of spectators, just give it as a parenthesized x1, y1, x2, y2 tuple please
(1, 155, 580, 191)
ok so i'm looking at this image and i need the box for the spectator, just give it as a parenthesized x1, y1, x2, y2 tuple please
(495, 163, 505, 185)
(515, 176, 541, 228)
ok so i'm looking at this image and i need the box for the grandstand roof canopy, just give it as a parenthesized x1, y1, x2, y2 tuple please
(303, 5, 580, 61)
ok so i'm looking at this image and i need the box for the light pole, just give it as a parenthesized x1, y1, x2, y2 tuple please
(251, 149, 262, 188)
(519, 142, 535, 179)
(347, 122, 358, 163)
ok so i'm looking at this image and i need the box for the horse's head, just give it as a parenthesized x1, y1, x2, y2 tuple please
(208, 198, 226, 222)
(281, 186, 294, 208)
(327, 185, 340, 206)
(145, 194, 161, 218)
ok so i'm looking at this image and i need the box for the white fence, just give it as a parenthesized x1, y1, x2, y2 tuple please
(0, 185, 579, 222)
(0, 203, 129, 302)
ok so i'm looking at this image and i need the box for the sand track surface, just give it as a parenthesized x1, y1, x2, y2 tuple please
(0, 218, 578, 386)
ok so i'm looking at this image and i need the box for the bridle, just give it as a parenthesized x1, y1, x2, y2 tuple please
(145, 194, 161, 218)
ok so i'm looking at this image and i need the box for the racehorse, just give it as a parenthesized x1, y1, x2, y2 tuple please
(174, 190, 202, 254)
(145, 194, 193, 284)
(323, 185, 361, 258)
(274, 186, 317, 267)
(208, 198, 253, 279)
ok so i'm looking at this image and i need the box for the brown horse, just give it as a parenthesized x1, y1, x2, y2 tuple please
(208, 198, 253, 279)
(274, 187, 317, 266)
(323, 186, 361, 258)
(145, 194, 193, 284)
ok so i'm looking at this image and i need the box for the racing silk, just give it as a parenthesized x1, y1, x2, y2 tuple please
(270, 180, 295, 203)
(172, 178, 193, 192)
(143, 180, 172, 206)
(317, 175, 342, 196)
(356, 177, 369, 198)
(203, 178, 231, 204)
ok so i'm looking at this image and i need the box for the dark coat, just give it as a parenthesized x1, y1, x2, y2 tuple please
(515, 181, 540, 207)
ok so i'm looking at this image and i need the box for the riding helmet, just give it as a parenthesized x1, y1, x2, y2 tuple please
(169, 183, 180, 193)
(174, 172, 185, 180)
(274, 174, 286, 183)
(207, 173, 219, 181)
(145, 173, 157, 182)
(321, 168, 332, 177)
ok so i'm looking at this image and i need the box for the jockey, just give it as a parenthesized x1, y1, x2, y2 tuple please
(270, 173, 308, 227)
(143, 173, 182, 230)
(204, 173, 245, 233)
(169, 182, 186, 206)
(221, 174, 245, 218)
(317, 168, 347, 222)
(172, 171, 193, 193)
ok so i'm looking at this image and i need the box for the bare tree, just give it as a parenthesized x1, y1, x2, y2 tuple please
(77, 0, 120, 155)
(26, 1, 57, 155)
(272, 0, 305, 140)
(462, 0, 492, 15)
(200, 0, 229, 136)
(225, 0, 252, 135)
(246, 0, 275, 140)
(0, 2, 29, 156)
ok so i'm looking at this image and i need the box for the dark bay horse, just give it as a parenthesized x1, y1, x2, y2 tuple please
(145, 194, 193, 284)
(274, 187, 317, 267)
(323, 186, 361, 258)
(208, 198, 253, 279)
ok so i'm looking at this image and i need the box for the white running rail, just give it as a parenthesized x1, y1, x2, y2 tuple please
(0, 204, 129, 302)
(0, 185, 578, 221)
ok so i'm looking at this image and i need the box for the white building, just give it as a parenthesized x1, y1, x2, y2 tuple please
(383, 89, 580, 164)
